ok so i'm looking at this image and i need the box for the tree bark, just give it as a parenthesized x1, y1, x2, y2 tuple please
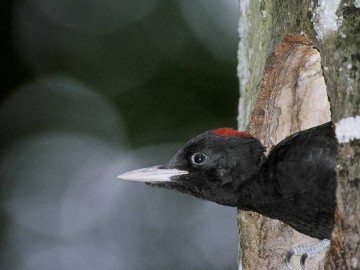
(237, 0, 360, 269)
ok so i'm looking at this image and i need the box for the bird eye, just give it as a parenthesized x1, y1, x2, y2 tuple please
(191, 153, 207, 165)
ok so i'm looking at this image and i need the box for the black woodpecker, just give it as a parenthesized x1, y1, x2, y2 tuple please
(118, 122, 337, 269)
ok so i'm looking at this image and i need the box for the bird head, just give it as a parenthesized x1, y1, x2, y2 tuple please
(118, 128, 265, 207)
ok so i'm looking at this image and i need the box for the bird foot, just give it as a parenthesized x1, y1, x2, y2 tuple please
(285, 239, 330, 269)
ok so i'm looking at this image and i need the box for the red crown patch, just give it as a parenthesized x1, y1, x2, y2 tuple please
(212, 128, 253, 138)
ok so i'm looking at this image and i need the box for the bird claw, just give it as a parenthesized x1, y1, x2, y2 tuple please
(286, 250, 309, 270)
(285, 239, 330, 270)
(285, 249, 295, 269)
(300, 253, 308, 270)
(285, 248, 309, 270)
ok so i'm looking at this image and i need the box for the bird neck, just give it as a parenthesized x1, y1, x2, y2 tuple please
(236, 173, 282, 215)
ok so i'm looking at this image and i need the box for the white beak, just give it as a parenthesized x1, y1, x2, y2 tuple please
(118, 166, 188, 182)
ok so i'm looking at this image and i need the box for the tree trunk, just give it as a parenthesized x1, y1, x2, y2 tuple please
(237, 1, 360, 269)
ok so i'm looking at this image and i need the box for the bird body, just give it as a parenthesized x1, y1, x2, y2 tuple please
(244, 122, 336, 239)
(119, 122, 336, 240)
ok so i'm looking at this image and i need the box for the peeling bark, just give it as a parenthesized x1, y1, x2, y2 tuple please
(239, 35, 330, 270)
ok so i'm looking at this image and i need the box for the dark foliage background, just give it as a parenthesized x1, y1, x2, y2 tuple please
(0, 0, 239, 269)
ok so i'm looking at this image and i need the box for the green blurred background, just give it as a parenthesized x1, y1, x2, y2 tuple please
(0, 0, 240, 269)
